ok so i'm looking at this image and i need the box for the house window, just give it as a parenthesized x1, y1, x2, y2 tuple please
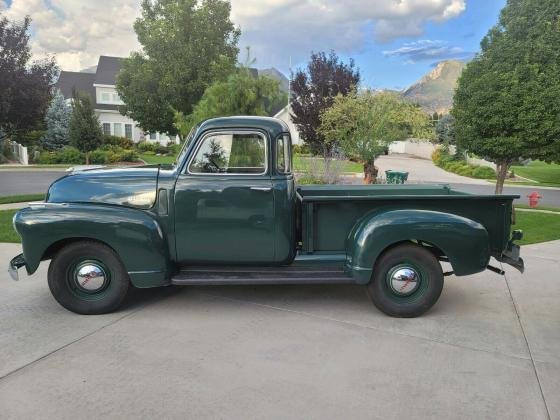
(125, 124, 132, 139)
(149, 132, 157, 140)
(101, 92, 111, 103)
(102, 123, 111, 136)
(112, 93, 121, 103)
(114, 123, 123, 137)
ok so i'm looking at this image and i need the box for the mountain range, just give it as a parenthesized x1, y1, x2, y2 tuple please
(401, 60, 466, 114)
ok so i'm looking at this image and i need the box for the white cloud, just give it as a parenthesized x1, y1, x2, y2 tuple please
(1, 0, 466, 71)
(3, 0, 141, 70)
(383, 39, 473, 63)
(231, 0, 466, 68)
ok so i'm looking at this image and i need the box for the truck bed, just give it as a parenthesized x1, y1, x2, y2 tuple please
(297, 184, 518, 257)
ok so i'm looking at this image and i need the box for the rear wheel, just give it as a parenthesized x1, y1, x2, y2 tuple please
(367, 243, 443, 318)
(48, 241, 129, 314)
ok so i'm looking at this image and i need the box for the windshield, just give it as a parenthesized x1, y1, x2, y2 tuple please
(174, 124, 199, 168)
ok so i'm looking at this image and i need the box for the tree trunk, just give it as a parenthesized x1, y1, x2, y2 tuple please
(85, 152, 90, 165)
(495, 160, 510, 194)
(363, 161, 378, 184)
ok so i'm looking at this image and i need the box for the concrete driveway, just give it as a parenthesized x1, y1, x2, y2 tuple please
(0, 241, 558, 419)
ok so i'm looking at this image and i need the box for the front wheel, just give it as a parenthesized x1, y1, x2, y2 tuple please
(367, 243, 444, 318)
(48, 241, 129, 314)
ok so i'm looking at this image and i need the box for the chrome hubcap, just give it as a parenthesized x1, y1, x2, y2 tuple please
(389, 267, 420, 296)
(75, 263, 106, 292)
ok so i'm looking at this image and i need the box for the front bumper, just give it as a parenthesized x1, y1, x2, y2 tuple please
(8, 253, 26, 281)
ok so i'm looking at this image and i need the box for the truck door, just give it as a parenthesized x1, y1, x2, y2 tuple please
(174, 130, 275, 264)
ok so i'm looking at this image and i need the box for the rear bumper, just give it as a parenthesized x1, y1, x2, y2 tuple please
(8, 253, 26, 281)
(496, 237, 524, 273)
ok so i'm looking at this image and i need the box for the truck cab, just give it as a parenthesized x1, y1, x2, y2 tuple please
(10, 116, 524, 318)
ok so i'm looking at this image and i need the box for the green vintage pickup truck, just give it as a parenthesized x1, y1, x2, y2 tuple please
(9, 116, 524, 317)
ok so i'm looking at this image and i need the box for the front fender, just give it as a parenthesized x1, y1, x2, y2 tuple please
(346, 209, 490, 283)
(13, 203, 171, 287)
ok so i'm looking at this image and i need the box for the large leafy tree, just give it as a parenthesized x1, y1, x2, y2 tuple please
(68, 91, 103, 164)
(290, 51, 360, 158)
(452, 0, 560, 194)
(41, 90, 71, 151)
(0, 14, 58, 141)
(320, 91, 433, 183)
(175, 67, 287, 135)
(116, 0, 240, 138)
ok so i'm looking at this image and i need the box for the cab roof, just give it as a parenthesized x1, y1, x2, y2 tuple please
(196, 116, 290, 139)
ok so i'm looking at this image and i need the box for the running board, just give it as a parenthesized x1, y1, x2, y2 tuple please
(171, 265, 354, 285)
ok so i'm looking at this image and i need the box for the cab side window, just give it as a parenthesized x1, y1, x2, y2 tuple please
(189, 132, 267, 175)
(276, 134, 291, 174)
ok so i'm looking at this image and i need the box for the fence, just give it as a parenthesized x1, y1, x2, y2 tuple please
(389, 139, 496, 169)
(8, 140, 29, 165)
(388, 139, 439, 160)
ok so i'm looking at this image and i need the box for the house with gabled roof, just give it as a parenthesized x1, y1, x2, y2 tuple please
(56, 56, 178, 145)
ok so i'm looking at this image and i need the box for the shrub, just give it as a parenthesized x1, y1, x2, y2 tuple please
(167, 143, 181, 155)
(297, 174, 325, 185)
(16, 130, 47, 148)
(103, 135, 133, 149)
(432, 145, 496, 179)
(89, 150, 109, 164)
(472, 166, 496, 179)
(293, 144, 311, 155)
(36, 147, 84, 164)
(455, 165, 474, 177)
(57, 147, 85, 164)
(106, 148, 138, 163)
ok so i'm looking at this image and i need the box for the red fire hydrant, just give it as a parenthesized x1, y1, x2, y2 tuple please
(528, 191, 541, 208)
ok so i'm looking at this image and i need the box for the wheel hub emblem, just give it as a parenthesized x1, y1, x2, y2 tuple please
(75, 263, 106, 292)
(389, 267, 420, 296)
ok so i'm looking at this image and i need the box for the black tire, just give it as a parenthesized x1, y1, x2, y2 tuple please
(367, 243, 443, 318)
(48, 241, 129, 315)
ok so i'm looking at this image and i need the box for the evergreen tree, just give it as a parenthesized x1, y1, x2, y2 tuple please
(41, 90, 71, 150)
(68, 91, 103, 164)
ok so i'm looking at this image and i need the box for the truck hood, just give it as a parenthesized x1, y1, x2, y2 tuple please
(47, 167, 160, 209)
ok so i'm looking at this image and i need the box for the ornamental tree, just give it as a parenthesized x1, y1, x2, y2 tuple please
(320, 91, 433, 183)
(41, 90, 71, 151)
(452, 0, 560, 194)
(0, 14, 58, 140)
(290, 51, 360, 158)
(175, 67, 287, 135)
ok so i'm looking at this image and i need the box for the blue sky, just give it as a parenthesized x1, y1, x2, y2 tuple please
(299, 0, 507, 90)
(1, 0, 507, 90)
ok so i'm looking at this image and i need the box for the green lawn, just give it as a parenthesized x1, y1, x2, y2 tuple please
(0, 194, 45, 204)
(293, 154, 363, 173)
(139, 153, 176, 165)
(0, 210, 19, 243)
(515, 204, 560, 213)
(515, 211, 560, 245)
(512, 161, 560, 185)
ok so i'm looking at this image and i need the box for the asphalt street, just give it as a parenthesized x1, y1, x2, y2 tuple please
(1, 159, 559, 208)
(0, 241, 558, 419)
(0, 171, 65, 196)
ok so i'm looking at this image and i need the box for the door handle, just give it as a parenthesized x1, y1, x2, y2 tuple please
(250, 187, 272, 192)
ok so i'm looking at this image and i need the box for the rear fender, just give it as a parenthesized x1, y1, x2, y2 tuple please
(13, 203, 171, 287)
(345, 209, 490, 284)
